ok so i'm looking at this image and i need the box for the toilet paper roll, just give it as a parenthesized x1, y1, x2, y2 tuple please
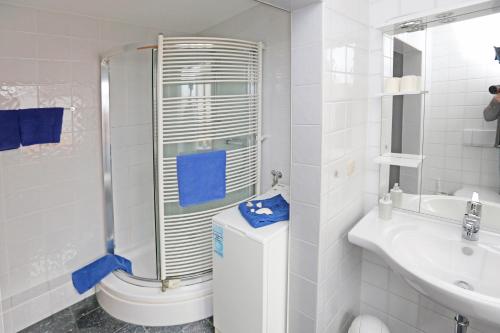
(384, 77, 401, 94)
(400, 75, 421, 92)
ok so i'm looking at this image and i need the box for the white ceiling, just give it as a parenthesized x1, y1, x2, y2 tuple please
(2, 0, 260, 33)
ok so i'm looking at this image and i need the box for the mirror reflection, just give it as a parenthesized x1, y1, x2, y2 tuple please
(379, 30, 426, 212)
(380, 11, 500, 231)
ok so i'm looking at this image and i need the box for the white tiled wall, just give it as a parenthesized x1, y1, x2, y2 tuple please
(318, 0, 371, 330)
(289, 1, 371, 331)
(422, 14, 500, 195)
(0, 289, 3, 333)
(0, 3, 168, 331)
(289, 4, 323, 331)
(200, 4, 292, 192)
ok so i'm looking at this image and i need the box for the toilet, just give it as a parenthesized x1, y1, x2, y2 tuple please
(348, 315, 390, 333)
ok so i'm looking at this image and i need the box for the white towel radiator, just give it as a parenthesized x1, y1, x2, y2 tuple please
(156, 36, 263, 284)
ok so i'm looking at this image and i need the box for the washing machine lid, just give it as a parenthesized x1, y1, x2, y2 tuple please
(212, 184, 289, 244)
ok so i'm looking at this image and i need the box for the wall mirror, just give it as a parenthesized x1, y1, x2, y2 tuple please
(379, 8, 500, 232)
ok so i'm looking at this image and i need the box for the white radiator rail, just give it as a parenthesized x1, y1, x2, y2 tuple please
(156, 36, 262, 280)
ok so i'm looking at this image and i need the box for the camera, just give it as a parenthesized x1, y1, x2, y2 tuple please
(489, 85, 500, 94)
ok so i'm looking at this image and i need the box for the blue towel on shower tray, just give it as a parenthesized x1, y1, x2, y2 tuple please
(238, 194, 290, 228)
(72, 254, 132, 294)
(176, 150, 226, 207)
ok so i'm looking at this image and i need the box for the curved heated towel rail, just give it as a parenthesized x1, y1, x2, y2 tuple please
(156, 36, 262, 281)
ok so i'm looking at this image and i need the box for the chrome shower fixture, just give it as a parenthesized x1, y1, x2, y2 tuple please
(271, 169, 283, 187)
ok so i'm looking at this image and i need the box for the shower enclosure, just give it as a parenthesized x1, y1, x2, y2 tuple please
(97, 36, 263, 326)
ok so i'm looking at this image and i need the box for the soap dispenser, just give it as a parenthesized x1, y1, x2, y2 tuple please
(390, 183, 403, 208)
(379, 194, 392, 220)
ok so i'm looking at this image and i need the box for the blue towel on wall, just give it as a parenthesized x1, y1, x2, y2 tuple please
(238, 194, 289, 228)
(19, 107, 64, 146)
(176, 150, 226, 207)
(495, 46, 500, 63)
(0, 110, 21, 151)
(72, 254, 132, 294)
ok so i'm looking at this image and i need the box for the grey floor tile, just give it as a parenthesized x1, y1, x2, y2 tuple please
(116, 324, 148, 333)
(144, 324, 184, 333)
(21, 294, 214, 333)
(70, 295, 100, 320)
(76, 307, 128, 333)
(180, 319, 214, 333)
(19, 308, 77, 333)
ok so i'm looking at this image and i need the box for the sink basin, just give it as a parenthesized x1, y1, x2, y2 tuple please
(348, 208, 500, 326)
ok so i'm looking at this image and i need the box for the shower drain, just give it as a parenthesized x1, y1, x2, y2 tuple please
(454, 280, 474, 291)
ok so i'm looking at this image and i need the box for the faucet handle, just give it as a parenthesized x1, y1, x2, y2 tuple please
(466, 192, 482, 217)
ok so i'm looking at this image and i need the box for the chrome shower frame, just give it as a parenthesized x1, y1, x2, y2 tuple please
(99, 42, 212, 289)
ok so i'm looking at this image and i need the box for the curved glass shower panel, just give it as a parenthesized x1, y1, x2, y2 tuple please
(157, 37, 262, 281)
(108, 48, 158, 279)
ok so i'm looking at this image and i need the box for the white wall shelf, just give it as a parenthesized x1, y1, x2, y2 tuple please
(374, 153, 425, 168)
(377, 90, 428, 97)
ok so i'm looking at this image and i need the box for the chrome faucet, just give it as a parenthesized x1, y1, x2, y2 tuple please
(462, 192, 482, 241)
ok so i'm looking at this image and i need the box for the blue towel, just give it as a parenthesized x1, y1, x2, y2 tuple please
(496, 47, 500, 63)
(0, 110, 21, 151)
(19, 107, 64, 146)
(72, 254, 132, 294)
(176, 150, 226, 207)
(238, 194, 289, 228)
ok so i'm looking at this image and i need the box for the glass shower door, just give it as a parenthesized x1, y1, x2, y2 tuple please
(108, 47, 158, 280)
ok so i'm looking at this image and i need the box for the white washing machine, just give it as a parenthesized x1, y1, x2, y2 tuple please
(212, 184, 289, 333)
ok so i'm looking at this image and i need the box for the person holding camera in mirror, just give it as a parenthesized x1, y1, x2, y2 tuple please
(483, 85, 500, 147)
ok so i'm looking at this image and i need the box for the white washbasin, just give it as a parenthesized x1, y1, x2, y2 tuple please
(349, 208, 500, 326)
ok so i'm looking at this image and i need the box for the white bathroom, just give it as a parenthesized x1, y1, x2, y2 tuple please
(0, 0, 500, 332)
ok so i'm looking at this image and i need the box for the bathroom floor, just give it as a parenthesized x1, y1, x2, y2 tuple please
(19, 296, 214, 333)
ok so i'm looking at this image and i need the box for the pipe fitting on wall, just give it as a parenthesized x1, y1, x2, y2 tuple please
(271, 169, 283, 187)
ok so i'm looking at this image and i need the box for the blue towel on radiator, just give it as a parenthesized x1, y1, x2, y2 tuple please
(19, 107, 64, 146)
(176, 150, 226, 207)
(72, 254, 132, 294)
(238, 194, 290, 228)
(0, 110, 21, 151)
